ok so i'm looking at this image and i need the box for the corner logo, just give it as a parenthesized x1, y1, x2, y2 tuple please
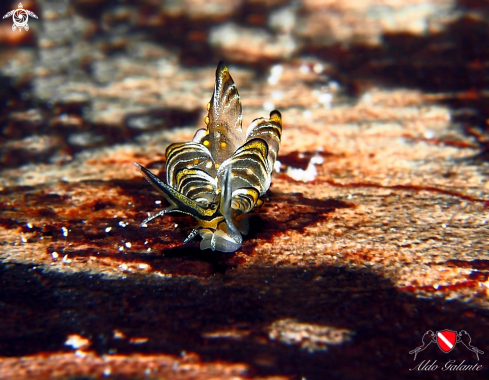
(410, 330, 483, 361)
(3, 3, 38, 32)
(409, 330, 484, 361)
(409, 330, 484, 372)
(436, 329, 457, 353)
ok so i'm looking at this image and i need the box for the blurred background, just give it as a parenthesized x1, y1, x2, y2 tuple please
(1, 1, 489, 379)
(1, 0, 488, 172)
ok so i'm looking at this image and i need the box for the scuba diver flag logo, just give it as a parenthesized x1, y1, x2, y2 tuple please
(410, 329, 484, 361)
(436, 330, 457, 353)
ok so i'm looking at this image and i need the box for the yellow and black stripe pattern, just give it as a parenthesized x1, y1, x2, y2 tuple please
(135, 61, 282, 252)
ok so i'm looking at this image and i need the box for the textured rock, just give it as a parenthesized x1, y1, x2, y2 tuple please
(1, 0, 489, 379)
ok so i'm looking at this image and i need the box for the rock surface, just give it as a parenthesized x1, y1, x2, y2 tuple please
(1, 0, 488, 379)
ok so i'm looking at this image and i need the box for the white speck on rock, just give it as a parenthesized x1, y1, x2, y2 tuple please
(274, 160, 282, 173)
(287, 165, 317, 183)
(313, 62, 324, 74)
(75, 350, 86, 358)
(268, 319, 353, 352)
(310, 155, 324, 165)
(299, 64, 310, 74)
(65, 334, 91, 349)
(318, 92, 333, 108)
(263, 101, 275, 112)
(286, 154, 324, 183)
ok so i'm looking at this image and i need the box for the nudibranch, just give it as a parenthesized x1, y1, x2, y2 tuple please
(135, 62, 282, 252)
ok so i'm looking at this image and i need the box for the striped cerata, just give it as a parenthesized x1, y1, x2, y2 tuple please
(135, 62, 282, 252)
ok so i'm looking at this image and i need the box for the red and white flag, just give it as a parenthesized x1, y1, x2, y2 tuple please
(436, 330, 457, 353)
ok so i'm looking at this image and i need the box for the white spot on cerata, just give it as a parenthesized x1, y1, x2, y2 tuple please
(105, 227, 112, 233)
(61, 226, 68, 237)
(125, 242, 132, 248)
(155, 200, 162, 205)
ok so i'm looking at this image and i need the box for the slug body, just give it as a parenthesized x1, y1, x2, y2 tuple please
(136, 62, 282, 252)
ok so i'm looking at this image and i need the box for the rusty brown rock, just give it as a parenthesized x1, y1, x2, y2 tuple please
(1, 0, 489, 379)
